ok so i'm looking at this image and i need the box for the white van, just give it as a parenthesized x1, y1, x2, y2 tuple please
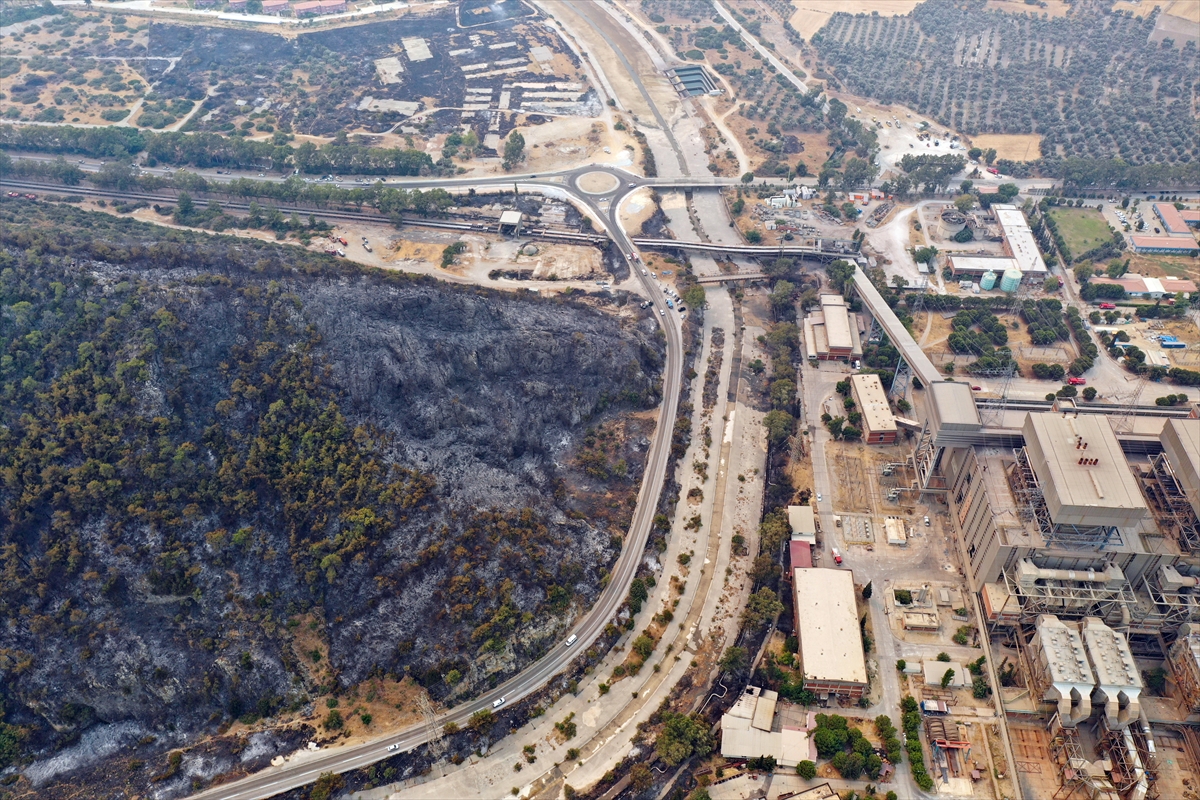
(565, 634, 578, 647)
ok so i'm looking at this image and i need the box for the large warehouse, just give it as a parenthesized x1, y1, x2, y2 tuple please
(793, 568, 868, 699)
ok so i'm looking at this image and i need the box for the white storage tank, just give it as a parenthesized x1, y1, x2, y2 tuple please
(1000, 268, 1022, 293)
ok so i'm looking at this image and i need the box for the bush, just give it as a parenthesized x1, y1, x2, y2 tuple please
(894, 589, 913, 605)
(796, 760, 817, 779)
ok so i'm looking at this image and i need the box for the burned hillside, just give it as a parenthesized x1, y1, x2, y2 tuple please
(0, 203, 664, 792)
(147, 1, 597, 140)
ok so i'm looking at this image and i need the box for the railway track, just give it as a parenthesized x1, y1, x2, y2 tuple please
(0, 178, 609, 246)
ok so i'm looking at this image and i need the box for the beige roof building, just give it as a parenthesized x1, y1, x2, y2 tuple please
(794, 568, 868, 693)
(993, 204, 1048, 276)
(787, 504, 817, 543)
(1022, 413, 1149, 529)
(850, 373, 898, 444)
(803, 295, 861, 360)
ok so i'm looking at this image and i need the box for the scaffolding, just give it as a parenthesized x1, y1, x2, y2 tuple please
(1009, 447, 1123, 550)
(1050, 718, 1121, 800)
(1140, 566, 1200, 627)
(1139, 453, 1200, 554)
(1000, 562, 1139, 627)
(912, 419, 947, 493)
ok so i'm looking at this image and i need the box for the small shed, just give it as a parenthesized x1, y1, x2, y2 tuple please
(499, 210, 524, 235)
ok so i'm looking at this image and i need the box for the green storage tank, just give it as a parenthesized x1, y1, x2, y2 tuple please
(1000, 268, 1022, 293)
(980, 271, 997, 290)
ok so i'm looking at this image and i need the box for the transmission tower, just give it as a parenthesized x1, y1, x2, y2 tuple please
(1111, 371, 1149, 434)
(417, 691, 447, 767)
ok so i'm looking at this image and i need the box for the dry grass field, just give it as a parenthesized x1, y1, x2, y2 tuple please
(1113, 0, 1200, 22)
(969, 133, 1043, 161)
(787, 0, 924, 39)
(986, 0, 1075, 17)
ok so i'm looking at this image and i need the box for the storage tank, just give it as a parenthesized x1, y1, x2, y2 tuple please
(1000, 268, 1022, 293)
(980, 270, 997, 291)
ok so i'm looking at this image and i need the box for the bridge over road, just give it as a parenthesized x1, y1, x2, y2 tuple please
(631, 237, 859, 261)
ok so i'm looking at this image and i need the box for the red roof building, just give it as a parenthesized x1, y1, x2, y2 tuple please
(1129, 235, 1199, 256)
(1153, 202, 1193, 236)
(790, 540, 812, 570)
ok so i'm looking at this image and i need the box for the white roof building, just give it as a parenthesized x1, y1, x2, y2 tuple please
(787, 505, 817, 544)
(794, 568, 868, 692)
(993, 204, 1048, 276)
(719, 687, 815, 766)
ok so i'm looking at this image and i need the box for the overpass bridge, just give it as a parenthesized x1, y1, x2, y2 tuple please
(631, 237, 858, 261)
(641, 177, 741, 189)
(849, 265, 942, 392)
(695, 272, 769, 285)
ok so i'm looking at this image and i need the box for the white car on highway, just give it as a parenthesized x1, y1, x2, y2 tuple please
(492, 697, 506, 709)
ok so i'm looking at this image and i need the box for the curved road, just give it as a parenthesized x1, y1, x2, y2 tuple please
(92, 167, 683, 800)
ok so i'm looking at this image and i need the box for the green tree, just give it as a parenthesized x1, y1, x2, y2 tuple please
(914, 246, 938, 266)
(796, 760, 817, 780)
(629, 763, 653, 791)
(941, 668, 956, 688)
(997, 183, 1020, 202)
(720, 646, 750, 677)
(655, 712, 713, 766)
(741, 587, 784, 630)
(311, 772, 345, 800)
(502, 131, 526, 171)
(468, 709, 495, 733)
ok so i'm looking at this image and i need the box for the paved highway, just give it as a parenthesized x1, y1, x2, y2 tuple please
(118, 172, 685, 800)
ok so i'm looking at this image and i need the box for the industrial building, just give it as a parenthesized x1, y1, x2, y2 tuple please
(719, 686, 816, 767)
(1166, 624, 1200, 713)
(993, 204, 1048, 279)
(1153, 202, 1194, 237)
(1088, 273, 1198, 299)
(1129, 235, 1199, 256)
(1031, 613, 1136, 721)
(850, 373, 898, 444)
(803, 294, 861, 361)
(793, 568, 868, 699)
(788, 504, 816, 569)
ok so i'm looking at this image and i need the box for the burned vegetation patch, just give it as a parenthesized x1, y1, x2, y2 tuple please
(0, 204, 664, 792)
(145, 6, 592, 140)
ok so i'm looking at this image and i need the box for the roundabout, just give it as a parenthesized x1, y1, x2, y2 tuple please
(575, 170, 622, 195)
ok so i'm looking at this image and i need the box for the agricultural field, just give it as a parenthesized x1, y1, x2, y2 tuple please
(1045, 207, 1113, 258)
(968, 133, 1042, 162)
(787, 0, 924, 40)
(639, 0, 832, 180)
(810, 0, 1198, 164)
(0, 10, 152, 125)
